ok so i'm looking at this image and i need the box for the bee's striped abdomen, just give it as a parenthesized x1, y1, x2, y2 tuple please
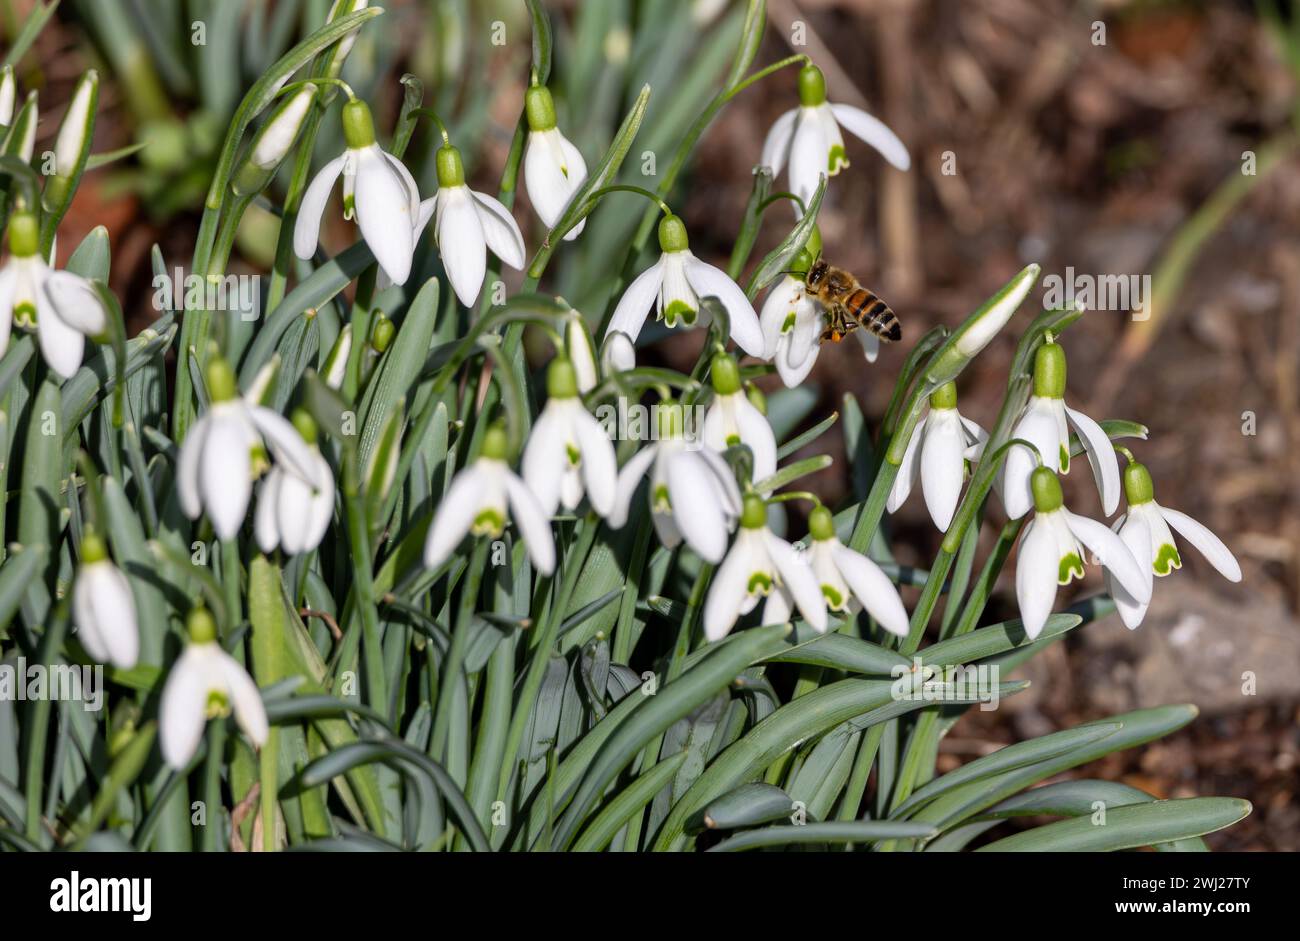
(846, 289, 901, 342)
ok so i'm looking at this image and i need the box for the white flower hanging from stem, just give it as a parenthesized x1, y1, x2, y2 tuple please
(888, 381, 989, 532)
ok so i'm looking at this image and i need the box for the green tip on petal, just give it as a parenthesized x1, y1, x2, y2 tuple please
(7, 210, 39, 257)
(206, 357, 238, 403)
(808, 504, 835, 541)
(291, 408, 318, 445)
(740, 493, 768, 529)
(187, 606, 218, 645)
(436, 144, 466, 188)
(547, 356, 579, 399)
(1032, 340, 1067, 399)
(929, 381, 958, 410)
(710, 353, 741, 396)
(341, 98, 376, 149)
(80, 533, 109, 564)
(1030, 466, 1064, 513)
(481, 423, 510, 461)
(525, 85, 557, 132)
(657, 214, 689, 253)
(1123, 460, 1155, 505)
(798, 63, 827, 106)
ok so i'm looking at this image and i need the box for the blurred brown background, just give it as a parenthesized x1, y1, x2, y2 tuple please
(10, 0, 1297, 848)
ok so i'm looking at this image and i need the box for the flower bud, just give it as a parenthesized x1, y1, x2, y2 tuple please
(233, 84, 316, 196)
(54, 70, 98, 177)
(321, 324, 353, 390)
(187, 606, 218, 644)
(321, 0, 370, 82)
(601, 330, 636, 375)
(5, 91, 37, 162)
(928, 264, 1040, 382)
(370, 311, 394, 352)
(0, 65, 15, 127)
(565, 313, 598, 393)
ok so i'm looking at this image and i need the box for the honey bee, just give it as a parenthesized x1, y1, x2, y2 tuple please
(803, 258, 901, 344)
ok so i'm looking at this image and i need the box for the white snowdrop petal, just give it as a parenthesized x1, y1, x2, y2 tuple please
(159, 648, 211, 769)
(424, 464, 491, 570)
(919, 411, 966, 532)
(666, 451, 729, 563)
(472, 190, 527, 270)
(436, 187, 487, 307)
(830, 543, 909, 637)
(685, 258, 764, 357)
(1108, 513, 1152, 630)
(354, 146, 415, 285)
(788, 109, 827, 209)
(524, 132, 572, 228)
(1015, 519, 1059, 640)
(293, 153, 348, 260)
(521, 404, 569, 518)
(254, 471, 282, 553)
(766, 531, 826, 632)
(760, 108, 798, 176)
(218, 649, 269, 748)
(704, 538, 756, 641)
(608, 444, 658, 529)
(1064, 405, 1121, 516)
(733, 396, 777, 486)
(276, 471, 318, 555)
(606, 260, 665, 343)
(201, 414, 255, 541)
(762, 585, 794, 626)
(43, 270, 108, 336)
(87, 563, 138, 669)
(1158, 505, 1242, 583)
(176, 416, 210, 520)
(247, 405, 321, 487)
(887, 413, 927, 514)
(35, 288, 85, 379)
(0, 264, 16, 356)
(1063, 509, 1151, 603)
(574, 407, 618, 516)
(829, 103, 911, 171)
(759, 276, 801, 360)
(692, 445, 743, 521)
(1001, 401, 1061, 520)
(72, 574, 110, 662)
(504, 471, 556, 575)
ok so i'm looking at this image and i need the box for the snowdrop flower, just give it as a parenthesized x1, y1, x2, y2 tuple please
(0, 210, 110, 377)
(255, 410, 336, 555)
(1015, 467, 1151, 640)
(760, 273, 824, 387)
(763, 505, 909, 637)
(701, 353, 776, 488)
(294, 97, 421, 286)
(887, 382, 988, 532)
(522, 357, 617, 518)
(761, 64, 910, 211)
(160, 607, 268, 770)
(415, 143, 526, 307)
(523, 85, 588, 240)
(1000, 339, 1121, 520)
(564, 311, 599, 393)
(424, 424, 555, 575)
(608, 400, 741, 563)
(72, 534, 139, 669)
(0, 65, 14, 127)
(606, 214, 764, 357)
(705, 494, 827, 640)
(601, 330, 637, 375)
(177, 357, 323, 541)
(1106, 456, 1242, 630)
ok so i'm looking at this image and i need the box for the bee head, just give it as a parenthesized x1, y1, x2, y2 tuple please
(805, 258, 828, 288)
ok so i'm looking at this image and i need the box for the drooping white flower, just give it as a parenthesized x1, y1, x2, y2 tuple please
(522, 357, 617, 518)
(0, 210, 110, 377)
(760, 274, 824, 387)
(413, 143, 526, 307)
(705, 494, 828, 641)
(254, 411, 335, 555)
(701, 353, 776, 488)
(1105, 458, 1242, 630)
(177, 358, 323, 541)
(160, 608, 268, 770)
(293, 97, 421, 286)
(608, 401, 741, 564)
(1015, 467, 1151, 640)
(887, 381, 988, 532)
(523, 85, 588, 240)
(424, 424, 555, 575)
(72, 534, 139, 669)
(601, 330, 637, 375)
(1000, 339, 1122, 520)
(762, 505, 909, 637)
(605, 214, 764, 358)
(761, 63, 910, 211)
